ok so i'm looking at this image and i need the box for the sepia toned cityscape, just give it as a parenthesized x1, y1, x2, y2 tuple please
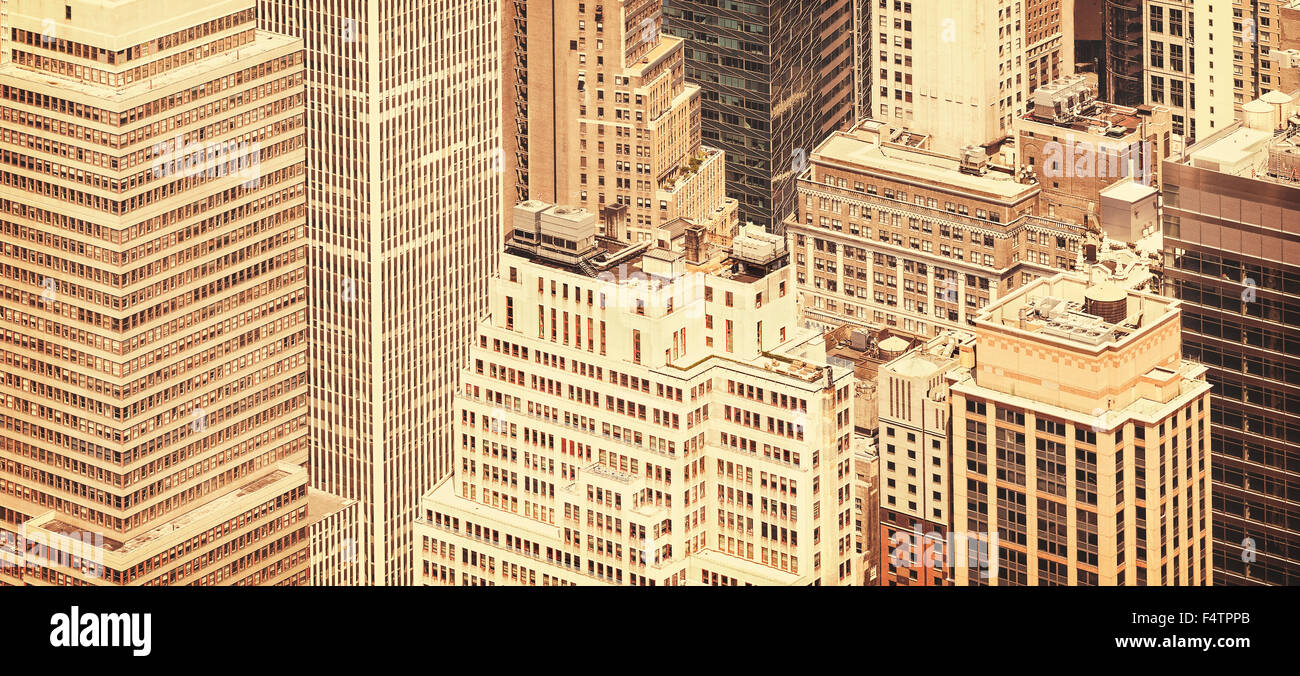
(1, 0, 1298, 590)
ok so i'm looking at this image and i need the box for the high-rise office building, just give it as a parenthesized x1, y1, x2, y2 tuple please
(415, 202, 859, 585)
(1152, 1, 1234, 146)
(661, 0, 861, 232)
(0, 0, 311, 585)
(871, 0, 1074, 156)
(1102, 1, 1232, 148)
(949, 274, 1213, 585)
(819, 323, 920, 584)
(1163, 94, 1300, 584)
(1231, 0, 1296, 109)
(502, 0, 736, 245)
(258, 0, 502, 585)
(1281, 3, 1300, 93)
(1102, 0, 1145, 105)
(876, 247, 1167, 586)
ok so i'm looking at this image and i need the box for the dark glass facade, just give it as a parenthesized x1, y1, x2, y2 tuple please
(1163, 160, 1300, 585)
(1103, 0, 1144, 105)
(663, 0, 861, 233)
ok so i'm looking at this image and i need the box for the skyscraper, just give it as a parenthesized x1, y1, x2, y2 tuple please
(1102, 0, 1145, 105)
(259, 0, 501, 585)
(1231, 0, 1296, 110)
(415, 202, 859, 585)
(1102, 0, 1233, 148)
(871, 0, 1074, 156)
(1163, 95, 1300, 584)
(502, 0, 737, 245)
(949, 274, 1213, 585)
(662, 0, 862, 232)
(0, 0, 311, 585)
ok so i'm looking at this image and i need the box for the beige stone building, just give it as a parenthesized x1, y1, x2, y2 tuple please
(819, 325, 922, 585)
(872, 0, 1074, 157)
(502, 0, 736, 245)
(852, 434, 880, 585)
(414, 202, 858, 585)
(785, 121, 1091, 338)
(948, 274, 1212, 585)
(876, 331, 969, 585)
(0, 0, 311, 585)
(1128, 0, 1234, 149)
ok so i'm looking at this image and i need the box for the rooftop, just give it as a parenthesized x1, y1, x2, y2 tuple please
(813, 126, 1039, 202)
(1081, 236, 1162, 293)
(1021, 75, 1159, 139)
(881, 331, 969, 380)
(823, 325, 926, 381)
(29, 464, 305, 558)
(659, 147, 722, 193)
(1185, 127, 1278, 172)
(977, 274, 1179, 350)
(305, 489, 357, 528)
(1178, 90, 1300, 188)
(1100, 180, 1158, 202)
(948, 357, 1209, 429)
(507, 203, 783, 284)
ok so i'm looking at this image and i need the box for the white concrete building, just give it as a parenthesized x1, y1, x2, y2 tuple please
(414, 202, 860, 585)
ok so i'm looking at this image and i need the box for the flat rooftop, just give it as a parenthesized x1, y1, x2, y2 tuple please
(507, 216, 781, 285)
(948, 357, 1209, 428)
(1021, 101, 1152, 138)
(1185, 126, 1277, 173)
(978, 274, 1179, 350)
(1178, 92, 1300, 188)
(33, 465, 305, 556)
(305, 489, 356, 528)
(813, 129, 1038, 201)
(880, 331, 969, 379)
(1100, 180, 1158, 202)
